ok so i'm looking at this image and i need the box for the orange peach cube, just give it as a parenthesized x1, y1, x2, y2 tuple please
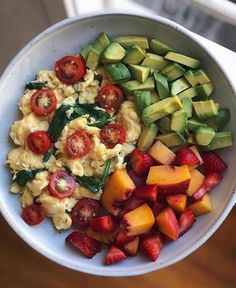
(149, 140, 176, 165)
(186, 169, 205, 196)
(166, 194, 187, 213)
(188, 194, 212, 216)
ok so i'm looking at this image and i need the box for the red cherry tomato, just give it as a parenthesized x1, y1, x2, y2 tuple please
(27, 131, 52, 154)
(97, 84, 124, 114)
(22, 204, 45, 226)
(30, 88, 57, 116)
(48, 170, 76, 199)
(71, 198, 101, 229)
(100, 123, 126, 149)
(55, 56, 86, 84)
(65, 130, 92, 159)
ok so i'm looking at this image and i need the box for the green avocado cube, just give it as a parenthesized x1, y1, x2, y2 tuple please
(129, 64, 150, 83)
(154, 72, 170, 99)
(122, 45, 146, 64)
(165, 52, 200, 69)
(195, 126, 216, 146)
(101, 42, 126, 63)
(193, 100, 218, 120)
(150, 38, 175, 56)
(141, 53, 170, 70)
(203, 131, 233, 150)
(171, 109, 187, 133)
(104, 62, 131, 83)
(112, 36, 149, 49)
(138, 123, 158, 151)
(162, 63, 185, 82)
(156, 132, 186, 147)
(171, 77, 191, 95)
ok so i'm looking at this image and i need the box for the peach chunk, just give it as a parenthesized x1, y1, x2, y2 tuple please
(186, 169, 205, 196)
(146, 165, 190, 194)
(188, 194, 212, 216)
(149, 140, 176, 165)
(166, 194, 187, 213)
(155, 207, 179, 240)
(189, 146, 203, 170)
(85, 227, 118, 244)
(123, 203, 155, 236)
(101, 168, 135, 216)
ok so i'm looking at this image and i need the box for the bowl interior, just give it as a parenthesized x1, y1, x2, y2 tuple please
(0, 13, 235, 276)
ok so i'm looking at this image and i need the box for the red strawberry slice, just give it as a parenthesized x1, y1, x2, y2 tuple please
(178, 208, 195, 236)
(119, 196, 145, 218)
(123, 236, 139, 256)
(202, 151, 228, 175)
(175, 147, 200, 166)
(151, 202, 166, 217)
(135, 184, 158, 202)
(139, 231, 164, 261)
(192, 185, 207, 201)
(115, 230, 135, 246)
(66, 231, 101, 258)
(104, 245, 127, 265)
(90, 215, 117, 233)
(130, 149, 154, 176)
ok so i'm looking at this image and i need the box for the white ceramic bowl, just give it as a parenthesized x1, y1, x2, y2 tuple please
(0, 11, 235, 277)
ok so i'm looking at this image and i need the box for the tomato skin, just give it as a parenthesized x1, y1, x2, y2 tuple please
(30, 88, 57, 116)
(71, 198, 101, 229)
(65, 130, 92, 159)
(55, 56, 86, 84)
(100, 123, 126, 149)
(27, 131, 52, 154)
(48, 171, 76, 199)
(22, 204, 45, 226)
(97, 84, 123, 114)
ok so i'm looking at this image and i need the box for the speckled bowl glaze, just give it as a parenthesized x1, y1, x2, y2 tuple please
(0, 11, 235, 276)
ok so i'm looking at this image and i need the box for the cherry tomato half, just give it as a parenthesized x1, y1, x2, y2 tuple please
(55, 56, 86, 84)
(22, 204, 45, 226)
(97, 84, 123, 114)
(100, 123, 126, 149)
(30, 88, 57, 116)
(71, 198, 101, 229)
(65, 129, 92, 159)
(48, 170, 76, 199)
(27, 131, 52, 154)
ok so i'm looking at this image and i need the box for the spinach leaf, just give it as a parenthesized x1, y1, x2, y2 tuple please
(43, 150, 52, 162)
(14, 168, 45, 186)
(25, 81, 47, 90)
(75, 159, 112, 194)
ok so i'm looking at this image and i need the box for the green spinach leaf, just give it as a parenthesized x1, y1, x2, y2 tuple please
(14, 168, 45, 186)
(25, 81, 47, 90)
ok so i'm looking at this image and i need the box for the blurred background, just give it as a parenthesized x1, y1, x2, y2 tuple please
(0, 1, 236, 287)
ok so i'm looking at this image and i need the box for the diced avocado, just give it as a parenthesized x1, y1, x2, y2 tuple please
(150, 91, 160, 104)
(177, 87, 198, 101)
(122, 45, 146, 64)
(194, 69, 211, 84)
(142, 96, 182, 125)
(162, 63, 185, 82)
(120, 77, 155, 93)
(133, 90, 152, 115)
(80, 44, 93, 61)
(203, 131, 233, 150)
(184, 70, 199, 87)
(171, 77, 190, 95)
(101, 42, 126, 63)
(187, 134, 197, 145)
(129, 64, 150, 83)
(156, 132, 186, 147)
(195, 126, 216, 146)
(149, 68, 159, 76)
(154, 72, 169, 99)
(156, 116, 171, 133)
(187, 118, 207, 131)
(205, 117, 217, 132)
(104, 63, 131, 83)
(97, 33, 110, 49)
(206, 108, 230, 132)
(113, 36, 149, 49)
(165, 52, 200, 69)
(182, 97, 192, 118)
(215, 102, 220, 111)
(141, 53, 170, 70)
(92, 39, 104, 54)
(138, 123, 158, 151)
(196, 83, 214, 100)
(171, 109, 187, 133)
(193, 100, 218, 120)
(86, 48, 100, 70)
(150, 38, 175, 55)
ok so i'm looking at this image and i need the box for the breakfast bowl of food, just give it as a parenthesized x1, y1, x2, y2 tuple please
(0, 11, 235, 276)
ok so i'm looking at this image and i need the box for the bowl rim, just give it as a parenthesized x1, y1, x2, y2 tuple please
(0, 10, 236, 277)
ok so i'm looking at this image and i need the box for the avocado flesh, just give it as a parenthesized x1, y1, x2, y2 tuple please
(142, 96, 182, 125)
(101, 42, 126, 63)
(162, 63, 185, 82)
(122, 45, 146, 64)
(196, 83, 214, 100)
(203, 131, 233, 150)
(150, 91, 160, 104)
(138, 123, 158, 151)
(86, 48, 100, 70)
(177, 87, 198, 100)
(80, 44, 93, 61)
(193, 100, 218, 120)
(182, 97, 192, 118)
(120, 77, 155, 93)
(165, 52, 200, 69)
(104, 63, 131, 83)
(154, 72, 169, 100)
(113, 36, 149, 49)
(141, 53, 170, 70)
(195, 126, 216, 146)
(150, 38, 175, 56)
(171, 77, 191, 96)
(171, 109, 187, 133)
(129, 64, 150, 83)
(184, 70, 199, 87)
(133, 90, 152, 115)
(194, 69, 211, 85)
(187, 134, 197, 145)
(97, 33, 110, 49)
(206, 108, 230, 132)
(157, 132, 186, 147)
(156, 116, 171, 133)
(187, 118, 207, 132)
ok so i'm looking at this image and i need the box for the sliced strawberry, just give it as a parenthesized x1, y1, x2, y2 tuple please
(135, 184, 158, 202)
(202, 151, 228, 175)
(90, 215, 117, 233)
(178, 208, 195, 236)
(139, 231, 163, 261)
(123, 236, 139, 256)
(175, 147, 200, 166)
(119, 196, 145, 218)
(192, 185, 207, 201)
(130, 149, 154, 176)
(128, 169, 146, 187)
(104, 245, 127, 265)
(66, 231, 101, 258)
(86, 227, 118, 244)
(115, 230, 135, 246)
(151, 202, 166, 217)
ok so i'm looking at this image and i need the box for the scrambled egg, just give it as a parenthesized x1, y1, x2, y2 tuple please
(7, 68, 141, 230)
